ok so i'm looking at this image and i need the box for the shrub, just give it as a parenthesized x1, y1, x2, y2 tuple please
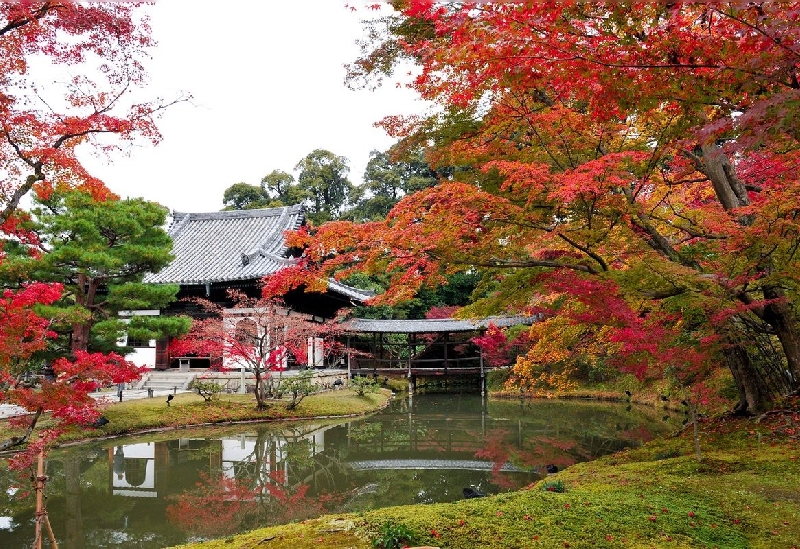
(351, 376, 380, 396)
(188, 378, 224, 402)
(486, 367, 511, 391)
(372, 521, 416, 549)
(281, 370, 315, 410)
(541, 479, 566, 493)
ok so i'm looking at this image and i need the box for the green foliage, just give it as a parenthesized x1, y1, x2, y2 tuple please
(295, 149, 356, 224)
(485, 368, 511, 391)
(573, 356, 619, 384)
(340, 272, 385, 295)
(282, 370, 316, 410)
(343, 149, 437, 222)
(261, 169, 297, 201)
(224, 151, 356, 224)
(541, 479, 565, 493)
(5, 190, 187, 356)
(350, 376, 380, 396)
(372, 521, 416, 549)
(352, 271, 482, 320)
(126, 314, 192, 341)
(189, 378, 225, 402)
(653, 449, 681, 461)
(222, 182, 275, 210)
(222, 170, 308, 211)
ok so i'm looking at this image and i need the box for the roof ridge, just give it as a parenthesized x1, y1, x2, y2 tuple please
(172, 206, 292, 220)
(168, 211, 193, 237)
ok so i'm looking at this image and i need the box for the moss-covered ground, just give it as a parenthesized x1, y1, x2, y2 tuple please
(166, 397, 799, 549)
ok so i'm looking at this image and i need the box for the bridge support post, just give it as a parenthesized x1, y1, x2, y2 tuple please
(479, 345, 486, 397)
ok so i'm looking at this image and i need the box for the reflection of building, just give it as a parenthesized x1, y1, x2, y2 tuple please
(107, 426, 329, 501)
(110, 443, 157, 498)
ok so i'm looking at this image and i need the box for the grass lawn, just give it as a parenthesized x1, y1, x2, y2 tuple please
(164, 397, 799, 549)
(16, 388, 393, 446)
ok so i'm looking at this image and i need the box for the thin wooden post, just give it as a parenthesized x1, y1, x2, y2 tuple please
(443, 332, 449, 374)
(408, 333, 414, 395)
(33, 435, 58, 549)
(346, 335, 351, 381)
(480, 343, 486, 397)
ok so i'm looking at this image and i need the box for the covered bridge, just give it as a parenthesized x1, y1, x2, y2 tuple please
(340, 316, 534, 394)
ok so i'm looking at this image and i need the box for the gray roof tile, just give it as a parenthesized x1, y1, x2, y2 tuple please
(328, 278, 376, 301)
(143, 205, 304, 285)
(341, 316, 535, 334)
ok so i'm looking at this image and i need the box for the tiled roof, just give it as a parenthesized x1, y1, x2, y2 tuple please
(341, 316, 536, 334)
(143, 205, 304, 285)
(327, 278, 376, 301)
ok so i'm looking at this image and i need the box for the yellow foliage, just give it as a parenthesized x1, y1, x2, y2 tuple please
(507, 352, 578, 397)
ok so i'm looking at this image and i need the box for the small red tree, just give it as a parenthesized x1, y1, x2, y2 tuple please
(0, 282, 138, 459)
(170, 290, 344, 410)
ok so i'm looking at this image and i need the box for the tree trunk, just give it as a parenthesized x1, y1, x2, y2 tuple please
(698, 142, 750, 210)
(254, 370, 266, 410)
(761, 287, 800, 390)
(70, 273, 96, 354)
(71, 322, 91, 354)
(724, 343, 775, 415)
(698, 144, 799, 398)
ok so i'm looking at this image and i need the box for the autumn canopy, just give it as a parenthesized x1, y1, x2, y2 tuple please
(0, 2, 181, 457)
(278, 1, 800, 414)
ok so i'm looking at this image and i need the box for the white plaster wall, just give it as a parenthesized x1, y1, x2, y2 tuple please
(125, 346, 156, 369)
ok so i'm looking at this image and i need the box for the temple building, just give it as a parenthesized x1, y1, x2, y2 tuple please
(127, 205, 371, 370)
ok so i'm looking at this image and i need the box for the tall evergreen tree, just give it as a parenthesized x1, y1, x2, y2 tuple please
(4, 190, 189, 356)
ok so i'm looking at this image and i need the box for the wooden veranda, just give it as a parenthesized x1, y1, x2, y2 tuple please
(340, 316, 534, 394)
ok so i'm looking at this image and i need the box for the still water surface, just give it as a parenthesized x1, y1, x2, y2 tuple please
(0, 393, 681, 548)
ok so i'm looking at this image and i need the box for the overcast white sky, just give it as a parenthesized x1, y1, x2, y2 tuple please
(80, 1, 425, 214)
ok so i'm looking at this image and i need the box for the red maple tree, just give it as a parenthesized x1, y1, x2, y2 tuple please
(170, 291, 345, 410)
(0, 281, 142, 458)
(1, 3, 182, 462)
(283, 3, 800, 414)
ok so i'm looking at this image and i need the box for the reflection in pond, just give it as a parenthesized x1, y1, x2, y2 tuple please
(0, 393, 681, 548)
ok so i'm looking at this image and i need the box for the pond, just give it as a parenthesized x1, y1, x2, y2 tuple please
(0, 393, 682, 548)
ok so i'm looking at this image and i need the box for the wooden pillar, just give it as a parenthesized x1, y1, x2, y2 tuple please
(443, 332, 449, 374)
(408, 333, 414, 395)
(479, 342, 486, 397)
(346, 335, 351, 380)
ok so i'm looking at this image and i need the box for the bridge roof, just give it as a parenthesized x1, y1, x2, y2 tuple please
(341, 315, 534, 334)
(347, 459, 524, 472)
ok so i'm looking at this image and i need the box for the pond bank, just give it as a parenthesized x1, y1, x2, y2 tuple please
(166, 395, 799, 549)
(0, 389, 393, 452)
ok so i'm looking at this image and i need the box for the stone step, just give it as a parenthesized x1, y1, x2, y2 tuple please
(138, 372, 196, 391)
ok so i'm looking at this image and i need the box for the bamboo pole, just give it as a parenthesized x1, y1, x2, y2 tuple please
(33, 435, 58, 549)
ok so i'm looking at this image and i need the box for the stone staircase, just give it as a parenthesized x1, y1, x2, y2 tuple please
(137, 371, 196, 392)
